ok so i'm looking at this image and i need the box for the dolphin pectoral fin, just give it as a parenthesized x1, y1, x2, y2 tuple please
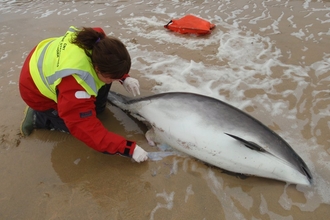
(225, 133, 266, 152)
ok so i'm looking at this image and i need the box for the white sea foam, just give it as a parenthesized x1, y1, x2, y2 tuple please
(73, 158, 81, 165)
(261, 194, 294, 220)
(184, 184, 194, 203)
(150, 190, 175, 220)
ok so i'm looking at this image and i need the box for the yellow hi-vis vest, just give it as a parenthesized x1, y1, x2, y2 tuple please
(29, 26, 105, 102)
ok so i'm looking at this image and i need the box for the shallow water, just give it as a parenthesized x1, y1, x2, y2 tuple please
(0, 0, 329, 219)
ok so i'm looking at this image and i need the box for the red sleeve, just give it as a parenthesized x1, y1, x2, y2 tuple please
(56, 76, 136, 156)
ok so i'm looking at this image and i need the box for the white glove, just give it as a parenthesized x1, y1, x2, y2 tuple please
(132, 145, 148, 163)
(123, 77, 140, 96)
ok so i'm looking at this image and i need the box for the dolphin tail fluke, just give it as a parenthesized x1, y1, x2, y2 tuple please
(225, 133, 266, 152)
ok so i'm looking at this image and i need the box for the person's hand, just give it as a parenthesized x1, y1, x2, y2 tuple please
(132, 145, 148, 163)
(123, 77, 140, 96)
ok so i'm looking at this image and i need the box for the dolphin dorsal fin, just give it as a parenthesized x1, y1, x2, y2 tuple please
(225, 133, 266, 152)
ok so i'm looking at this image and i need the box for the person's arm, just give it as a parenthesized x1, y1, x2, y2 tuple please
(56, 76, 136, 156)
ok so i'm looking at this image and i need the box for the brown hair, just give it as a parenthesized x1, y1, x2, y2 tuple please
(71, 27, 131, 79)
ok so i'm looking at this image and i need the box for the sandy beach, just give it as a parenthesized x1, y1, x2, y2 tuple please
(0, 0, 329, 219)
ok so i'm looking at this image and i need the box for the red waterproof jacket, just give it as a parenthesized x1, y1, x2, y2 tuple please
(19, 27, 136, 157)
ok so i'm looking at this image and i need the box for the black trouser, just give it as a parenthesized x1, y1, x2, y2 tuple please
(34, 84, 111, 132)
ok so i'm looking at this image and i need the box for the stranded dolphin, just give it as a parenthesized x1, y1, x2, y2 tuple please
(107, 91, 313, 185)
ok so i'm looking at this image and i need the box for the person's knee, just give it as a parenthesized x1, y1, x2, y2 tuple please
(35, 109, 69, 132)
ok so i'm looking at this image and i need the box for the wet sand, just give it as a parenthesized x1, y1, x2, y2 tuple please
(0, 0, 329, 219)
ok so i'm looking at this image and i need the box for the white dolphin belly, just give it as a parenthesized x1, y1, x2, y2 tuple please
(108, 91, 313, 186)
(138, 103, 310, 185)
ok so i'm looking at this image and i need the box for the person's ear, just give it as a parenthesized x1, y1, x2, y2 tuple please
(94, 66, 100, 73)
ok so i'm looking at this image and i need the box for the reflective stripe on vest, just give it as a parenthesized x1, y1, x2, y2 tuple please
(46, 69, 98, 95)
(37, 40, 54, 93)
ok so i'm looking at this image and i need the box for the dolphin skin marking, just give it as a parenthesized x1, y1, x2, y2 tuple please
(108, 91, 313, 185)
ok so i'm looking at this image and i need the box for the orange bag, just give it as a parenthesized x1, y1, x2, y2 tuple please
(164, 14, 215, 35)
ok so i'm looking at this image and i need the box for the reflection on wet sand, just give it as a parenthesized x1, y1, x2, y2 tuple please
(0, 0, 329, 219)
